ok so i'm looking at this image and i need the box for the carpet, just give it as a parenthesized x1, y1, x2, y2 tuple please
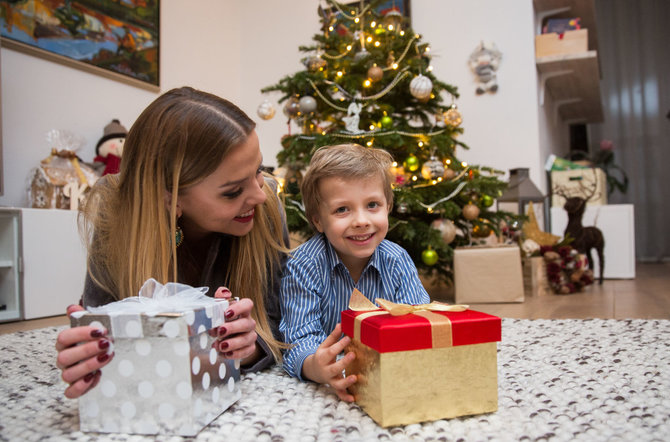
(1, 319, 668, 441)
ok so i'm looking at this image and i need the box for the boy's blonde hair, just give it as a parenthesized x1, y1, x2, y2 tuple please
(301, 144, 394, 229)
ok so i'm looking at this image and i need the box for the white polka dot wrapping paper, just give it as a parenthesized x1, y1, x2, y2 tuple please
(69, 279, 241, 436)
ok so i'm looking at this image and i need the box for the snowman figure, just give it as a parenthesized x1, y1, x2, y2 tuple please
(469, 41, 502, 95)
(94, 119, 127, 176)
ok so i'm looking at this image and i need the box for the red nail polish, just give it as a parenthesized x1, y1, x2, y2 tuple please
(98, 339, 110, 350)
(223, 351, 233, 357)
(219, 341, 229, 351)
(225, 310, 234, 319)
(97, 353, 110, 363)
(83, 372, 95, 383)
(91, 329, 105, 338)
(218, 326, 227, 336)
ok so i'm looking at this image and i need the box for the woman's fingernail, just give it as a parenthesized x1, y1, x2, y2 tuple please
(219, 341, 229, 351)
(98, 339, 110, 350)
(97, 353, 110, 363)
(83, 372, 96, 383)
(225, 310, 234, 319)
(90, 329, 106, 338)
(218, 326, 227, 336)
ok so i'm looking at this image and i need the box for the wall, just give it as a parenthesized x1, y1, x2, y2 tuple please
(1, 0, 545, 207)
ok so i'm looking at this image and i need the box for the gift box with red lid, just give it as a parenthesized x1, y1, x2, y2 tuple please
(341, 290, 501, 427)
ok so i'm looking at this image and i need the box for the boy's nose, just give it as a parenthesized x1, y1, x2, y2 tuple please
(352, 210, 370, 227)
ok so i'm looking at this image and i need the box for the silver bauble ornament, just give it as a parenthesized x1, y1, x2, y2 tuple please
(299, 96, 317, 113)
(282, 96, 301, 119)
(431, 219, 457, 244)
(397, 202, 409, 214)
(355, 47, 371, 61)
(303, 55, 327, 72)
(421, 156, 445, 180)
(410, 75, 433, 101)
(256, 100, 276, 120)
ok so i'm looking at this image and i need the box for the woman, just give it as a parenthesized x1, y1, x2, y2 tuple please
(55, 87, 289, 399)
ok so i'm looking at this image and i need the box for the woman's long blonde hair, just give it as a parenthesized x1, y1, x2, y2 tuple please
(81, 87, 287, 360)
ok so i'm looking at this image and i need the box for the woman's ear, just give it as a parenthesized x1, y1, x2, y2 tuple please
(164, 191, 182, 218)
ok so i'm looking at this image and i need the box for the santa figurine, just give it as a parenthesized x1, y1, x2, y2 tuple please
(94, 119, 127, 176)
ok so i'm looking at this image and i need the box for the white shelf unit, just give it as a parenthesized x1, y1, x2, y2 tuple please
(0, 208, 87, 322)
(0, 210, 22, 322)
(551, 204, 636, 279)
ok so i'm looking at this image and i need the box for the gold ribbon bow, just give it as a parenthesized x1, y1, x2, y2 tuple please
(348, 289, 469, 348)
(44, 149, 89, 185)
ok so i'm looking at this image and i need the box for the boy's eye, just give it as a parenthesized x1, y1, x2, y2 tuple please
(368, 201, 380, 209)
(334, 206, 348, 214)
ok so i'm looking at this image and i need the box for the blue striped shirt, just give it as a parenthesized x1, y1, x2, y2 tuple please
(279, 233, 430, 380)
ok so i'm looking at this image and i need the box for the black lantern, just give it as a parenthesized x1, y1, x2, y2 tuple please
(497, 168, 547, 229)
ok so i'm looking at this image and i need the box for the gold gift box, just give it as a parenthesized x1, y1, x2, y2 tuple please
(342, 300, 501, 427)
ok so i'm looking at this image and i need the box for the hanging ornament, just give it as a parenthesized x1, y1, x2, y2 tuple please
(403, 154, 419, 172)
(421, 156, 445, 180)
(421, 247, 439, 266)
(380, 115, 393, 129)
(303, 55, 327, 72)
(481, 194, 494, 208)
(386, 51, 396, 68)
(431, 219, 457, 244)
(472, 219, 493, 238)
(410, 75, 433, 101)
(443, 104, 463, 127)
(282, 96, 301, 119)
(256, 100, 276, 120)
(443, 168, 456, 180)
(367, 64, 384, 82)
(462, 202, 480, 220)
(383, 9, 404, 32)
(396, 202, 409, 214)
(355, 47, 371, 61)
(298, 96, 317, 113)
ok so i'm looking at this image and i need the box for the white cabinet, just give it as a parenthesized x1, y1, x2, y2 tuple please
(550, 204, 636, 279)
(0, 208, 86, 321)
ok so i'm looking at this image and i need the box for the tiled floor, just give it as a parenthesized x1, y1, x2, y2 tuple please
(1, 262, 668, 335)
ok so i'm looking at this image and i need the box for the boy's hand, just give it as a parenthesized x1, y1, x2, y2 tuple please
(302, 323, 357, 402)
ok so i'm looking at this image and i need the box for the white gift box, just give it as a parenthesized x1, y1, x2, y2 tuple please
(70, 279, 241, 436)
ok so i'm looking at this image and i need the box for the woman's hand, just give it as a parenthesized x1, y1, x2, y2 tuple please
(301, 323, 357, 402)
(212, 288, 259, 364)
(55, 304, 115, 399)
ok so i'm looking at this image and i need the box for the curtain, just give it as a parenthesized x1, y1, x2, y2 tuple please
(590, 0, 670, 262)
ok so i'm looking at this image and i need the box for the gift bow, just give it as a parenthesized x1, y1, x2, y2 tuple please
(348, 288, 469, 315)
(348, 289, 469, 349)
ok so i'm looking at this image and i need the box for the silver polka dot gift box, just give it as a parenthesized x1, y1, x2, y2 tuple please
(69, 279, 241, 436)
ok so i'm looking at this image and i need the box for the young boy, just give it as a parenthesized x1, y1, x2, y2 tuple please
(279, 144, 430, 401)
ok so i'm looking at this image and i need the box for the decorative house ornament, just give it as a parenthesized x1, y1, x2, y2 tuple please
(469, 41, 502, 95)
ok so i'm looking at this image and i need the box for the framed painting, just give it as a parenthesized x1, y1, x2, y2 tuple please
(0, 0, 159, 91)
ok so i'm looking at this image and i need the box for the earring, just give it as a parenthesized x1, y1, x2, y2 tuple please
(175, 225, 184, 248)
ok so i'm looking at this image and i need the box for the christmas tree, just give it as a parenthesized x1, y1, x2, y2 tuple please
(260, 0, 515, 283)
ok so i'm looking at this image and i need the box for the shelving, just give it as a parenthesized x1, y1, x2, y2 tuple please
(534, 0, 603, 123)
(0, 211, 21, 322)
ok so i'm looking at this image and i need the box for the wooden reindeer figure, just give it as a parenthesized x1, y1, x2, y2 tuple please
(554, 179, 605, 284)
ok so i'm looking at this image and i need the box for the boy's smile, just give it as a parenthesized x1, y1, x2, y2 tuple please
(312, 175, 390, 280)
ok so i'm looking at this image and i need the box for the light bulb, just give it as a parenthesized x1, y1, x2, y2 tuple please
(371, 21, 377, 27)
(364, 79, 371, 87)
(337, 71, 343, 77)
(427, 65, 433, 71)
(346, 45, 352, 51)
(425, 46, 430, 53)
(461, 162, 468, 167)
(392, 63, 398, 69)
(445, 159, 451, 165)
(437, 177, 443, 182)
(369, 124, 376, 130)
(412, 175, 418, 181)
(388, 25, 394, 31)
(366, 141, 373, 147)
(374, 41, 380, 47)
(367, 36, 372, 43)
(392, 162, 398, 167)
(418, 141, 424, 147)
(354, 17, 360, 23)
(329, 26, 334, 32)
(400, 30, 405, 36)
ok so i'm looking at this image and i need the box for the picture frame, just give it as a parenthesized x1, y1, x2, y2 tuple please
(0, 0, 159, 92)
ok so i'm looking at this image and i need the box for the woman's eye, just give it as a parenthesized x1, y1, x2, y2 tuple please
(256, 166, 263, 175)
(223, 189, 243, 199)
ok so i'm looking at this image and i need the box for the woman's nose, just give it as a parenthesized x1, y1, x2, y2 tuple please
(249, 176, 267, 205)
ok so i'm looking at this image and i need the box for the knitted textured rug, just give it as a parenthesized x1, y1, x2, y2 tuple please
(1, 319, 668, 441)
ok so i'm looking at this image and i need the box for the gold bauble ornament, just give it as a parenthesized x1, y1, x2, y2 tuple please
(443, 168, 456, 180)
(367, 65, 384, 82)
(462, 202, 480, 220)
(444, 104, 463, 127)
(256, 100, 276, 120)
